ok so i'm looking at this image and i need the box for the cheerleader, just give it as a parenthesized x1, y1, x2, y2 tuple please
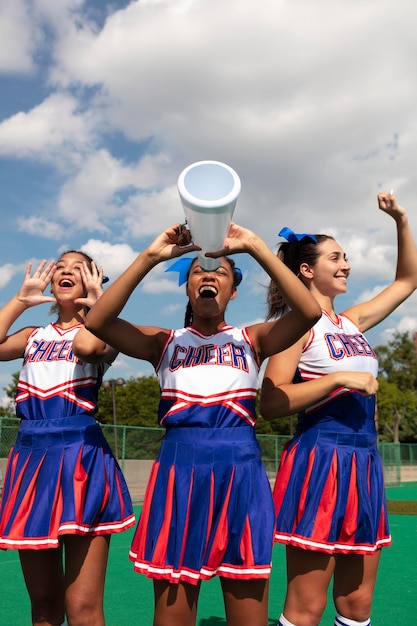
(260, 191, 417, 626)
(80, 221, 321, 626)
(0, 251, 135, 626)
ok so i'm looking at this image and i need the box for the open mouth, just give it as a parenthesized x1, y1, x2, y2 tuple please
(59, 278, 74, 288)
(199, 285, 218, 299)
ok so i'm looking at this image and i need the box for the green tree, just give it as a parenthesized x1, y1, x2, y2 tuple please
(375, 331, 417, 443)
(0, 371, 19, 417)
(376, 377, 417, 442)
(96, 375, 161, 427)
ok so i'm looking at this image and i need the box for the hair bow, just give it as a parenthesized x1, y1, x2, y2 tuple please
(165, 258, 194, 286)
(102, 276, 109, 284)
(165, 257, 243, 286)
(278, 227, 317, 244)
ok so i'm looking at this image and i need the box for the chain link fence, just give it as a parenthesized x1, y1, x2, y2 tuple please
(1, 417, 416, 503)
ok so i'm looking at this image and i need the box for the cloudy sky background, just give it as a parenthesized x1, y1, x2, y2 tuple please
(1, 0, 417, 402)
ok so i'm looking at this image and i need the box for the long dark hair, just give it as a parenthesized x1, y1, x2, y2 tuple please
(266, 234, 333, 320)
(184, 257, 241, 327)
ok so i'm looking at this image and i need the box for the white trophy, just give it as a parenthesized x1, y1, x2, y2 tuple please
(177, 160, 241, 271)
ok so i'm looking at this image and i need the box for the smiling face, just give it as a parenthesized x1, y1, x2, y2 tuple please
(51, 251, 92, 302)
(301, 238, 351, 297)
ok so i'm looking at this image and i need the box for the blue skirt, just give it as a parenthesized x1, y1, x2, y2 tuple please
(273, 430, 391, 554)
(0, 415, 135, 550)
(129, 426, 275, 585)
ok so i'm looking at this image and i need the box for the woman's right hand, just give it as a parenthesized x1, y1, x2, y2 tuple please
(16, 260, 57, 307)
(147, 224, 201, 262)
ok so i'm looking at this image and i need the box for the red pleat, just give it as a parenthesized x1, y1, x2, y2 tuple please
(7, 455, 45, 538)
(312, 449, 337, 539)
(72, 447, 88, 526)
(152, 465, 176, 564)
(239, 515, 255, 566)
(131, 460, 160, 558)
(296, 447, 315, 528)
(338, 453, 358, 544)
(206, 468, 235, 568)
(272, 443, 296, 513)
(176, 468, 194, 570)
(49, 457, 64, 534)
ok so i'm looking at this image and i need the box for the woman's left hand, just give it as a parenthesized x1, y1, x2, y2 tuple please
(205, 222, 258, 257)
(377, 191, 406, 220)
(75, 262, 105, 308)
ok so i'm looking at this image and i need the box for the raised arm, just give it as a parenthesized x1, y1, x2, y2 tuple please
(72, 260, 119, 365)
(211, 223, 321, 361)
(84, 224, 200, 365)
(0, 260, 56, 360)
(345, 191, 417, 332)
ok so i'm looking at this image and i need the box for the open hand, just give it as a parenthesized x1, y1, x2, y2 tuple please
(17, 260, 57, 307)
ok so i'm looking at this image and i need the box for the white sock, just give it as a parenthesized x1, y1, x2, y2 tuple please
(335, 613, 370, 626)
(278, 614, 297, 626)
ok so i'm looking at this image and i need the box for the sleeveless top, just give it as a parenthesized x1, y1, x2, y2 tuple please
(15, 322, 105, 420)
(295, 310, 378, 434)
(155, 325, 260, 428)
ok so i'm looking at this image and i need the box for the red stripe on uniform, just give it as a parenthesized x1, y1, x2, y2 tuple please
(130, 460, 160, 559)
(48, 456, 64, 535)
(338, 453, 359, 544)
(152, 465, 176, 564)
(312, 449, 337, 540)
(206, 469, 235, 568)
(7, 454, 45, 538)
(272, 443, 296, 513)
(296, 447, 315, 528)
(239, 515, 255, 566)
(73, 446, 88, 526)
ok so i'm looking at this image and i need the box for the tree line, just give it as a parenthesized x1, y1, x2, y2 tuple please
(1, 331, 417, 443)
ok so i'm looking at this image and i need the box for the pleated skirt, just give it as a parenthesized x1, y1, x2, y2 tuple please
(273, 430, 391, 554)
(0, 415, 135, 550)
(129, 426, 275, 585)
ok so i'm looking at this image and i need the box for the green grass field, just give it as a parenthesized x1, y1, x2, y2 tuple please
(1, 483, 416, 624)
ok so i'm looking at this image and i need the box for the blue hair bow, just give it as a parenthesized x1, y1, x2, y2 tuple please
(279, 227, 317, 244)
(165, 257, 242, 286)
(165, 258, 194, 286)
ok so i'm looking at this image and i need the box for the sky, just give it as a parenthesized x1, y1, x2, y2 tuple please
(1, 0, 417, 403)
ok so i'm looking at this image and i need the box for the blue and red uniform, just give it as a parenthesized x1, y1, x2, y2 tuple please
(129, 325, 275, 585)
(273, 311, 391, 554)
(0, 323, 135, 550)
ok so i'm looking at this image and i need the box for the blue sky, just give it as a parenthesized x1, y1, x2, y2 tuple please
(1, 0, 417, 404)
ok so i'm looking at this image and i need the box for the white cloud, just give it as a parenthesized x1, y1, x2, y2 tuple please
(79, 239, 137, 278)
(0, 0, 37, 73)
(0, 262, 27, 289)
(0, 92, 99, 166)
(18, 216, 65, 240)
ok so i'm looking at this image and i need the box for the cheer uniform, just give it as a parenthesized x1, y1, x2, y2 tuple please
(273, 310, 391, 554)
(0, 323, 135, 550)
(129, 325, 275, 585)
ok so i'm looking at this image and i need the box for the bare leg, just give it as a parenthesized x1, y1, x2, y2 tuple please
(19, 546, 65, 626)
(63, 534, 110, 626)
(153, 580, 201, 626)
(283, 546, 336, 626)
(333, 551, 381, 621)
(221, 577, 269, 626)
